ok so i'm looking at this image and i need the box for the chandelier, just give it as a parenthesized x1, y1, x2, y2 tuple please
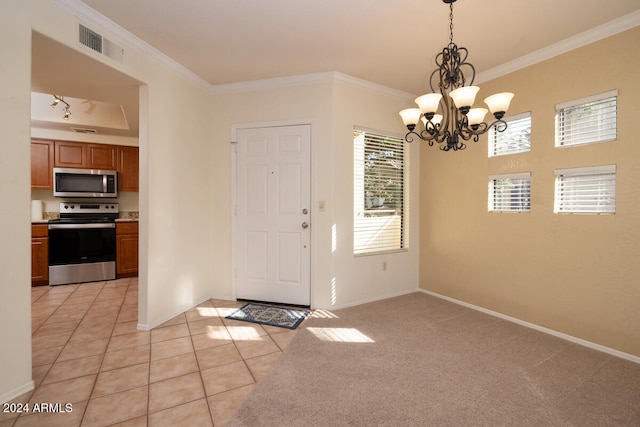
(399, 0, 513, 151)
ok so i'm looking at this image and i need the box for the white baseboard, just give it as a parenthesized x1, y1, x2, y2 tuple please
(419, 289, 640, 365)
(320, 287, 419, 311)
(137, 294, 213, 331)
(0, 380, 34, 404)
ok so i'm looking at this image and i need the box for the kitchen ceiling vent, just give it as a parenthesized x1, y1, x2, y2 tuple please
(79, 24, 124, 63)
(71, 127, 98, 134)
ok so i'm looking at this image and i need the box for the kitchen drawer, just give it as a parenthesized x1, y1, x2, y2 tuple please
(116, 221, 138, 235)
(32, 224, 48, 238)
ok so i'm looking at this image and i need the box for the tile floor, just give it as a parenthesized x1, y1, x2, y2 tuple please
(1, 278, 301, 426)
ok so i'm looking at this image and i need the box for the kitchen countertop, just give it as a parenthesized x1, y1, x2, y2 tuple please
(31, 211, 139, 224)
(32, 219, 138, 223)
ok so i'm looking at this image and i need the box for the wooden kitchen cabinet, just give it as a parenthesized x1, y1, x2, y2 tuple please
(54, 141, 86, 168)
(87, 144, 117, 170)
(31, 224, 48, 286)
(31, 139, 54, 190)
(117, 146, 139, 192)
(116, 222, 138, 277)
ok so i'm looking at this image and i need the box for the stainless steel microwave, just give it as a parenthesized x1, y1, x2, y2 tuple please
(53, 168, 118, 198)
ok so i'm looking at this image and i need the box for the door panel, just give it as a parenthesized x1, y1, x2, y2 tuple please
(236, 125, 311, 306)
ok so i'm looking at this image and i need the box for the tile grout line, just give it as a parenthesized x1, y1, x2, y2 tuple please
(189, 300, 217, 427)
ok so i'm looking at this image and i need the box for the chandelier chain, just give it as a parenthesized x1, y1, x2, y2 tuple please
(449, 3, 454, 48)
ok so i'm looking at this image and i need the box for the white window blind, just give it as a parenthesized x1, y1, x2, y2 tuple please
(488, 112, 531, 157)
(554, 165, 616, 214)
(555, 90, 617, 147)
(488, 172, 531, 212)
(353, 128, 408, 255)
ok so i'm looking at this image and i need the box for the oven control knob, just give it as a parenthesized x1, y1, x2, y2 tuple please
(64, 205, 68, 209)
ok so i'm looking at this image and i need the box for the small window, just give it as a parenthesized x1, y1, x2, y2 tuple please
(488, 173, 531, 212)
(353, 128, 408, 255)
(555, 90, 617, 147)
(489, 112, 531, 157)
(554, 165, 616, 214)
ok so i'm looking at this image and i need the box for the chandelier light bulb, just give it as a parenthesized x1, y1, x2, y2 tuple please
(467, 108, 488, 126)
(415, 93, 443, 114)
(399, 108, 422, 127)
(484, 92, 514, 116)
(449, 86, 479, 110)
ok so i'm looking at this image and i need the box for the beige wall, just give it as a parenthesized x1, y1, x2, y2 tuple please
(0, 0, 35, 403)
(212, 75, 420, 309)
(419, 27, 640, 357)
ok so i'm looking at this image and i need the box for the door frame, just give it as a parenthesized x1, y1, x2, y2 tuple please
(231, 120, 315, 307)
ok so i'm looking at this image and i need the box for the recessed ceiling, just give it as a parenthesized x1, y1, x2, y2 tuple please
(31, 92, 129, 133)
(31, 31, 140, 137)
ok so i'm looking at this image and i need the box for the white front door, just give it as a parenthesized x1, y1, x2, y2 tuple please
(235, 125, 311, 306)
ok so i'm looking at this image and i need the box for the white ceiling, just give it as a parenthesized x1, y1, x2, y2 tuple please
(32, 0, 640, 137)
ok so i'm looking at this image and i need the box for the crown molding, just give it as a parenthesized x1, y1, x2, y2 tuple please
(209, 72, 337, 95)
(210, 71, 415, 100)
(51, 0, 211, 91)
(331, 72, 416, 100)
(477, 9, 640, 84)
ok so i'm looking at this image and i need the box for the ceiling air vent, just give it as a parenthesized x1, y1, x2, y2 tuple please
(71, 127, 98, 134)
(79, 24, 124, 63)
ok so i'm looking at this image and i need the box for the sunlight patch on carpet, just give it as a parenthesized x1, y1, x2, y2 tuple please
(307, 327, 375, 343)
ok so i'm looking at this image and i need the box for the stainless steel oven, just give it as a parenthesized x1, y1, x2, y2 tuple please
(48, 203, 119, 286)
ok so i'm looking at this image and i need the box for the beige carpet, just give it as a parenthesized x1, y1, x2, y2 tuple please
(225, 292, 640, 426)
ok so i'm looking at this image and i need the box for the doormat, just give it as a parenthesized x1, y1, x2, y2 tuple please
(226, 303, 311, 330)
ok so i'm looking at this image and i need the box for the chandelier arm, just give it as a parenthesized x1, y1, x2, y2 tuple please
(404, 129, 437, 146)
(428, 67, 440, 93)
(459, 122, 488, 141)
(403, 130, 422, 144)
(419, 131, 437, 146)
(488, 118, 509, 132)
(458, 58, 475, 86)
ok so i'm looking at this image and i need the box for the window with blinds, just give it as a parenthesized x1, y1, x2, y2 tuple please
(353, 128, 408, 255)
(555, 90, 617, 147)
(554, 165, 616, 214)
(488, 173, 531, 212)
(488, 112, 531, 157)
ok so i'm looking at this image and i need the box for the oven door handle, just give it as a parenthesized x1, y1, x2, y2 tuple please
(48, 223, 116, 230)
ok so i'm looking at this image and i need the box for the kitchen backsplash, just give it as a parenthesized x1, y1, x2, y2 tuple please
(32, 190, 139, 220)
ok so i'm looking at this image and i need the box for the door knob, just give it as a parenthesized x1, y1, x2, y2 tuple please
(301, 222, 309, 229)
